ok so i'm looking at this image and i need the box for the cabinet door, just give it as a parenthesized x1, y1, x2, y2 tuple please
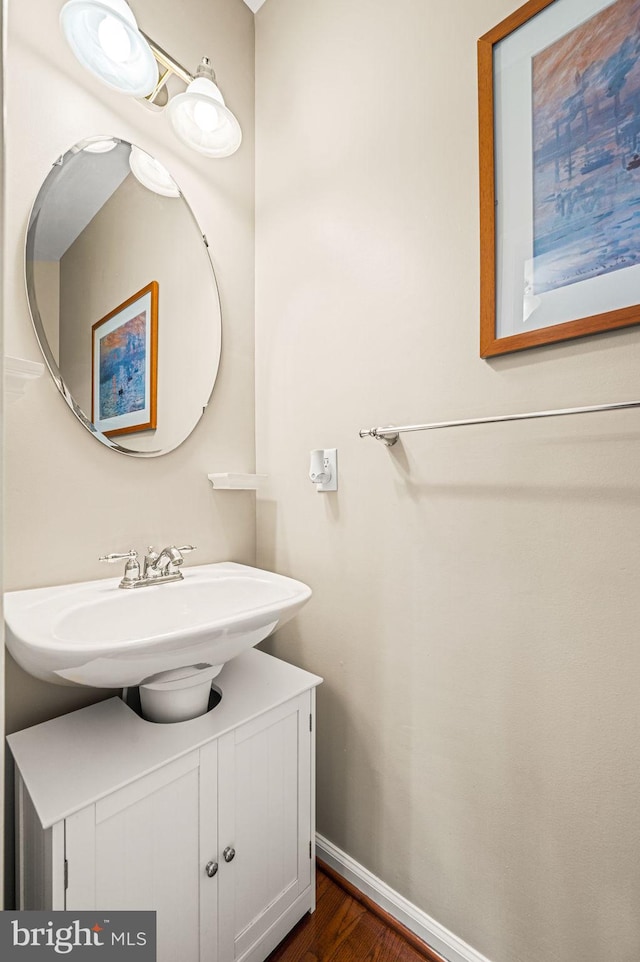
(217, 692, 312, 962)
(65, 750, 207, 962)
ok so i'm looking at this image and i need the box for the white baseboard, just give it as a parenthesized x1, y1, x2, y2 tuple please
(315, 834, 492, 962)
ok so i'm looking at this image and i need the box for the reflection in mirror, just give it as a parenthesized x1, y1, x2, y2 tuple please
(26, 137, 221, 456)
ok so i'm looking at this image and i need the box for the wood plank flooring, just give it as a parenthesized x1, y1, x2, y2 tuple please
(266, 862, 444, 962)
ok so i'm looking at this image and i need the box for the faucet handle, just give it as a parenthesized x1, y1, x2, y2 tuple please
(176, 545, 197, 554)
(99, 550, 138, 563)
(99, 550, 141, 586)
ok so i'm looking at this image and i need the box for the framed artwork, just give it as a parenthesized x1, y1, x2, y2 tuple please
(479, 0, 640, 356)
(91, 281, 158, 436)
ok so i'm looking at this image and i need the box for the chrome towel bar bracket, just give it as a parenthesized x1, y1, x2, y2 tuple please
(359, 400, 640, 445)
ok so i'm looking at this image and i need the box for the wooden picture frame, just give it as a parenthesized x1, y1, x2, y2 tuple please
(91, 281, 158, 437)
(479, 0, 640, 357)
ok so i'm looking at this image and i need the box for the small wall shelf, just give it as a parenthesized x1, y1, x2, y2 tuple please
(208, 473, 267, 490)
(4, 355, 45, 404)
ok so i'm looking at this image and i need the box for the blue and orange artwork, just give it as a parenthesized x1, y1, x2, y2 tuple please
(99, 310, 146, 420)
(532, 0, 640, 294)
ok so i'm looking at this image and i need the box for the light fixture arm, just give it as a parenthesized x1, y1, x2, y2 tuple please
(139, 32, 193, 103)
(140, 33, 218, 106)
(141, 32, 194, 86)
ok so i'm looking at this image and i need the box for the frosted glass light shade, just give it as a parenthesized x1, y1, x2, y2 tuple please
(129, 145, 180, 197)
(167, 77, 242, 158)
(60, 0, 157, 98)
(81, 137, 119, 153)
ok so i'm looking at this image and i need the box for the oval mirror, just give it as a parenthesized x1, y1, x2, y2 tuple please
(25, 137, 221, 456)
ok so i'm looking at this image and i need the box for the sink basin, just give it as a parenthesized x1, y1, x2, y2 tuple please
(5, 562, 312, 722)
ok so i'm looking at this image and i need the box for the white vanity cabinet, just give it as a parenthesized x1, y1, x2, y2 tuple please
(8, 650, 322, 962)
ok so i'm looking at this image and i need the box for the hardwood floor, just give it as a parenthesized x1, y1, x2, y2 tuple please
(266, 862, 444, 962)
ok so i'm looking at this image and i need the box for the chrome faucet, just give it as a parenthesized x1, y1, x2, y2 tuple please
(99, 545, 196, 588)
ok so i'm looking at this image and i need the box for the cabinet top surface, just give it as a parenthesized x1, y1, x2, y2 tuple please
(8, 649, 322, 828)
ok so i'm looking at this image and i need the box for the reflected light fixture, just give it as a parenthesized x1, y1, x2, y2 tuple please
(60, 0, 242, 158)
(81, 136, 119, 153)
(129, 145, 181, 197)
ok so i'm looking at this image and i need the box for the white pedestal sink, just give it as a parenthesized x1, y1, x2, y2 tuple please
(4, 562, 311, 723)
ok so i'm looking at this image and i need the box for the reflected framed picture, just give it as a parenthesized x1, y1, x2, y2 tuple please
(91, 281, 158, 436)
(479, 0, 640, 356)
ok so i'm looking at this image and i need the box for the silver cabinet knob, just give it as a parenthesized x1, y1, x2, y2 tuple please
(205, 861, 218, 878)
(223, 846, 236, 863)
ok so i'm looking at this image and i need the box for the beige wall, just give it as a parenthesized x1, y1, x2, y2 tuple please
(3, 0, 255, 727)
(31, 260, 59, 359)
(1, 0, 5, 911)
(255, 2, 640, 962)
(3, 0, 255, 899)
(4, 0, 254, 909)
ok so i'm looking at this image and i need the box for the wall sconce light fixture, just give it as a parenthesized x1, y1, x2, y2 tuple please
(60, 0, 242, 158)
